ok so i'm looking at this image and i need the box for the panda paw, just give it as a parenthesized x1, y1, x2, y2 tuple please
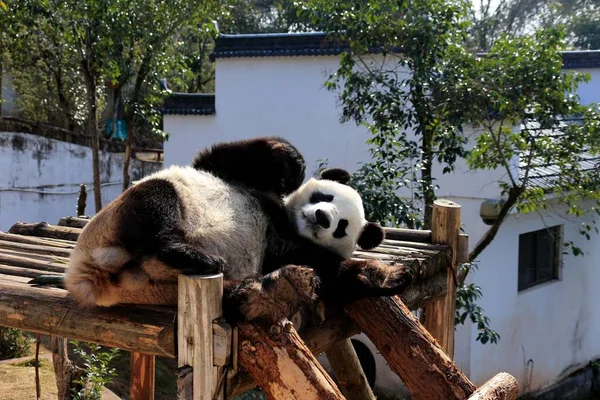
(359, 259, 413, 296)
(236, 265, 318, 325)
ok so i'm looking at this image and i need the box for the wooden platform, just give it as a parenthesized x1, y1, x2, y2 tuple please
(0, 218, 451, 359)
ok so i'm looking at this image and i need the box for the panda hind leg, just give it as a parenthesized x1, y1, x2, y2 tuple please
(154, 241, 225, 275)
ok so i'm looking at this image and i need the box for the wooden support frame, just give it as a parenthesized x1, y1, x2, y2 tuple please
(325, 338, 376, 400)
(420, 199, 462, 358)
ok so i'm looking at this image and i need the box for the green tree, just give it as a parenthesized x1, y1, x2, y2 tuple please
(298, 0, 600, 343)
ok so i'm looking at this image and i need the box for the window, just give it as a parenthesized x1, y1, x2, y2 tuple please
(518, 225, 561, 291)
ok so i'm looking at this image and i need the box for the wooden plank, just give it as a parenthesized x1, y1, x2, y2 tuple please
(421, 199, 461, 358)
(177, 273, 224, 400)
(0, 247, 69, 263)
(0, 279, 176, 357)
(8, 222, 81, 241)
(325, 338, 376, 400)
(0, 240, 72, 257)
(384, 227, 432, 243)
(468, 373, 519, 400)
(0, 232, 75, 248)
(237, 319, 345, 400)
(0, 252, 67, 273)
(130, 352, 156, 400)
(0, 264, 63, 279)
(345, 295, 476, 400)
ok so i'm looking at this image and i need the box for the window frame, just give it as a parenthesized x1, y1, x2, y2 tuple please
(517, 225, 562, 292)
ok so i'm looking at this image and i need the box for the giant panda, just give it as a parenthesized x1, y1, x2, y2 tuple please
(64, 137, 412, 324)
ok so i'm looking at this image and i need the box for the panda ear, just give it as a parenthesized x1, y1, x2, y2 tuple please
(320, 168, 351, 185)
(357, 222, 385, 250)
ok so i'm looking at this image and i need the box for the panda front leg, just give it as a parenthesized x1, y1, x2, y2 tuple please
(222, 265, 318, 325)
(312, 258, 414, 305)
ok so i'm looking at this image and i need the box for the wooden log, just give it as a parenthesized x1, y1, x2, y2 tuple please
(468, 373, 519, 400)
(0, 252, 67, 272)
(0, 231, 75, 248)
(177, 273, 224, 400)
(421, 199, 461, 358)
(8, 222, 81, 241)
(0, 279, 176, 357)
(57, 216, 90, 229)
(0, 247, 69, 263)
(237, 319, 345, 400)
(0, 240, 72, 258)
(384, 227, 432, 243)
(130, 352, 156, 400)
(325, 338, 376, 400)
(0, 264, 63, 279)
(345, 295, 476, 400)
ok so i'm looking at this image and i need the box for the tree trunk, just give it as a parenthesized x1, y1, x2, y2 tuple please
(82, 67, 102, 213)
(51, 336, 84, 400)
(122, 120, 133, 191)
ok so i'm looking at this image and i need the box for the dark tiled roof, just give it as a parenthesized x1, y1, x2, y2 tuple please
(162, 93, 215, 115)
(562, 51, 600, 69)
(211, 32, 349, 59)
(212, 32, 600, 69)
(519, 119, 600, 191)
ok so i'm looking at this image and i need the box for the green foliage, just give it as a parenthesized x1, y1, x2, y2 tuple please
(0, 328, 32, 360)
(71, 340, 120, 400)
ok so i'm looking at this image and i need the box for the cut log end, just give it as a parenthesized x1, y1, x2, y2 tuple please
(468, 373, 519, 400)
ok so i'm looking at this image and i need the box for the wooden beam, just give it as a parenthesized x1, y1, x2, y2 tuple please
(57, 216, 90, 229)
(0, 231, 75, 248)
(345, 295, 476, 400)
(468, 373, 519, 400)
(237, 319, 345, 400)
(0, 239, 72, 258)
(130, 352, 156, 400)
(0, 279, 176, 357)
(384, 227, 432, 243)
(325, 338, 376, 400)
(177, 273, 224, 400)
(8, 222, 82, 241)
(421, 199, 461, 358)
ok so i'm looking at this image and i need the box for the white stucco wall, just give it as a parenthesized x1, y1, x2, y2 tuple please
(162, 53, 600, 396)
(0, 131, 161, 230)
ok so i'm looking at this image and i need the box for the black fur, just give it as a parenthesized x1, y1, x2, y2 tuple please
(192, 136, 306, 196)
(116, 178, 225, 275)
(357, 222, 386, 250)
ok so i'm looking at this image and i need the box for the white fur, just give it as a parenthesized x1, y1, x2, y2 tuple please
(284, 178, 367, 259)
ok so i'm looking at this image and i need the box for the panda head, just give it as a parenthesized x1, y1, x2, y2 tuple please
(284, 167, 385, 258)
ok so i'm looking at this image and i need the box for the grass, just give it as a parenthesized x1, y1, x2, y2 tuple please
(0, 358, 58, 400)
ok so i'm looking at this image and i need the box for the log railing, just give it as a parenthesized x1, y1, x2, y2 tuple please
(0, 199, 520, 400)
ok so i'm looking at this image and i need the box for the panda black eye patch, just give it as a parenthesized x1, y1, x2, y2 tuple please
(309, 191, 334, 204)
(333, 219, 348, 238)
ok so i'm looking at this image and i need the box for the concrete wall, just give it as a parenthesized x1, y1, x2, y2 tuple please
(0, 131, 161, 231)
(162, 53, 600, 396)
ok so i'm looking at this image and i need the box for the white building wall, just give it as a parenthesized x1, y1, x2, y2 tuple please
(162, 53, 600, 395)
(0, 131, 161, 230)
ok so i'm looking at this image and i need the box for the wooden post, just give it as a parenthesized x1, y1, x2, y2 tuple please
(421, 199, 461, 358)
(51, 336, 83, 400)
(130, 352, 155, 400)
(177, 273, 224, 400)
(237, 319, 345, 400)
(325, 338, 376, 400)
(345, 296, 476, 400)
(468, 373, 519, 400)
